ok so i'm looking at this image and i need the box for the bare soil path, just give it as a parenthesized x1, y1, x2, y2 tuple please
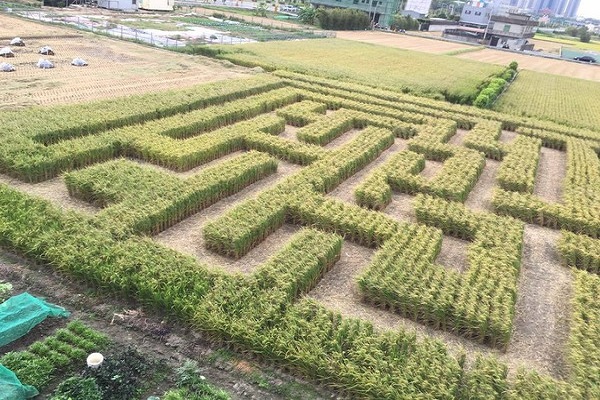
(154, 161, 301, 275)
(534, 147, 566, 203)
(0, 174, 98, 215)
(465, 159, 500, 212)
(507, 225, 572, 379)
(328, 138, 408, 204)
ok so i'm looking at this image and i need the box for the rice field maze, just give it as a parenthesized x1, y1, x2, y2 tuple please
(1, 70, 599, 399)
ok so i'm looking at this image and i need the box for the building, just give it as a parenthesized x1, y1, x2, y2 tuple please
(139, 0, 173, 11)
(487, 8, 538, 49)
(403, 0, 433, 16)
(97, 0, 137, 10)
(309, 0, 403, 28)
(443, 1, 538, 50)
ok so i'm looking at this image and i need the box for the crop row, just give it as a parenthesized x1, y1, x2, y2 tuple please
(296, 109, 417, 145)
(65, 151, 277, 236)
(496, 136, 542, 194)
(463, 120, 506, 160)
(204, 126, 395, 257)
(355, 151, 424, 210)
(569, 270, 600, 398)
(559, 232, 600, 275)
(0, 185, 471, 398)
(275, 70, 600, 143)
(0, 321, 108, 390)
(493, 138, 600, 237)
(1, 74, 284, 145)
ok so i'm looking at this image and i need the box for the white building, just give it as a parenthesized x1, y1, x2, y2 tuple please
(97, 0, 137, 11)
(404, 0, 433, 15)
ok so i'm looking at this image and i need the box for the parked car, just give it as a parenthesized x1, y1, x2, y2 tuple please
(574, 56, 596, 63)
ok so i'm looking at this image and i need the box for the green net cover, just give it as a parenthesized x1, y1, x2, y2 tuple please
(0, 364, 38, 399)
(0, 292, 70, 348)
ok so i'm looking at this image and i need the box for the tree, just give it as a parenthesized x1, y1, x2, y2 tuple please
(298, 6, 317, 25)
(580, 30, 591, 43)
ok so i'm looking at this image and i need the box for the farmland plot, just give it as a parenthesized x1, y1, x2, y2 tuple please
(495, 70, 600, 132)
(0, 14, 248, 108)
(1, 70, 599, 399)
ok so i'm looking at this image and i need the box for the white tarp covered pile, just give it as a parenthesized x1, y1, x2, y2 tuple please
(0, 47, 14, 58)
(37, 58, 54, 69)
(0, 62, 15, 72)
(38, 46, 54, 55)
(71, 58, 88, 66)
(9, 37, 24, 46)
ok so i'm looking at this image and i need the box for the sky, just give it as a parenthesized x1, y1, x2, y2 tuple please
(578, 0, 600, 19)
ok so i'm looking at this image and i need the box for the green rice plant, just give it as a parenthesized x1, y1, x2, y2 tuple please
(559, 231, 600, 274)
(355, 151, 424, 210)
(569, 270, 600, 399)
(145, 87, 301, 140)
(497, 136, 542, 193)
(275, 100, 327, 126)
(408, 120, 459, 161)
(203, 189, 289, 259)
(358, 121, 485, 203)
(243, 131, 326, 165)
(0, 75, 284, 146)
(460, 356, 509, 399)
(493, 138, 600, 237)
(463, 120, 506, 160)
(66, 151, 278, 236)
(509, 369, 581, 399)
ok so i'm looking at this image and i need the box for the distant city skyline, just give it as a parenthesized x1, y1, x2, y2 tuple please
(578, 0, 600, 19)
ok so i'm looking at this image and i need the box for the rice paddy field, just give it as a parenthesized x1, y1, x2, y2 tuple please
(494, 70, 600, 131)
(210, 38, 504, 103)
(2, 10, 600, 400)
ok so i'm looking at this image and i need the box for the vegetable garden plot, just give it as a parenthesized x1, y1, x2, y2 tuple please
(1, 73, 600, 398)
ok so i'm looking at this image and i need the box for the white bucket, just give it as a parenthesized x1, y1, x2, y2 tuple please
(86, 352, 104, 368)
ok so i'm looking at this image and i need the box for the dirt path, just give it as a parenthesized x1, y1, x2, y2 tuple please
(437, 236, 469, 273)
(323, 128, 362, 149)
(0, 174, 98, 215)
(384, 193, 418, 223)
(465, 159, 500, 212)
(154, 161, 301, 275)
(420, 160, 443, 179)
(328, 138, 408, 204)
(507, 225, 572, 379)
(448, 129, 469, 146)
(534, 147, 566, 203)
(500, 130, 517, 143)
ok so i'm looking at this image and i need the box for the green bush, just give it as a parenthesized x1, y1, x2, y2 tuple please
(316, 8, 370, 30)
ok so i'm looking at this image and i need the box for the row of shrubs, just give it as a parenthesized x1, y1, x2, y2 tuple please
(473, 62, 518, 108)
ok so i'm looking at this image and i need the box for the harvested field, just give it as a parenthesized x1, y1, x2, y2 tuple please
(0, 14, 248, 108)
(457, 48, 600, 81)
(335, 31, 477, 54)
